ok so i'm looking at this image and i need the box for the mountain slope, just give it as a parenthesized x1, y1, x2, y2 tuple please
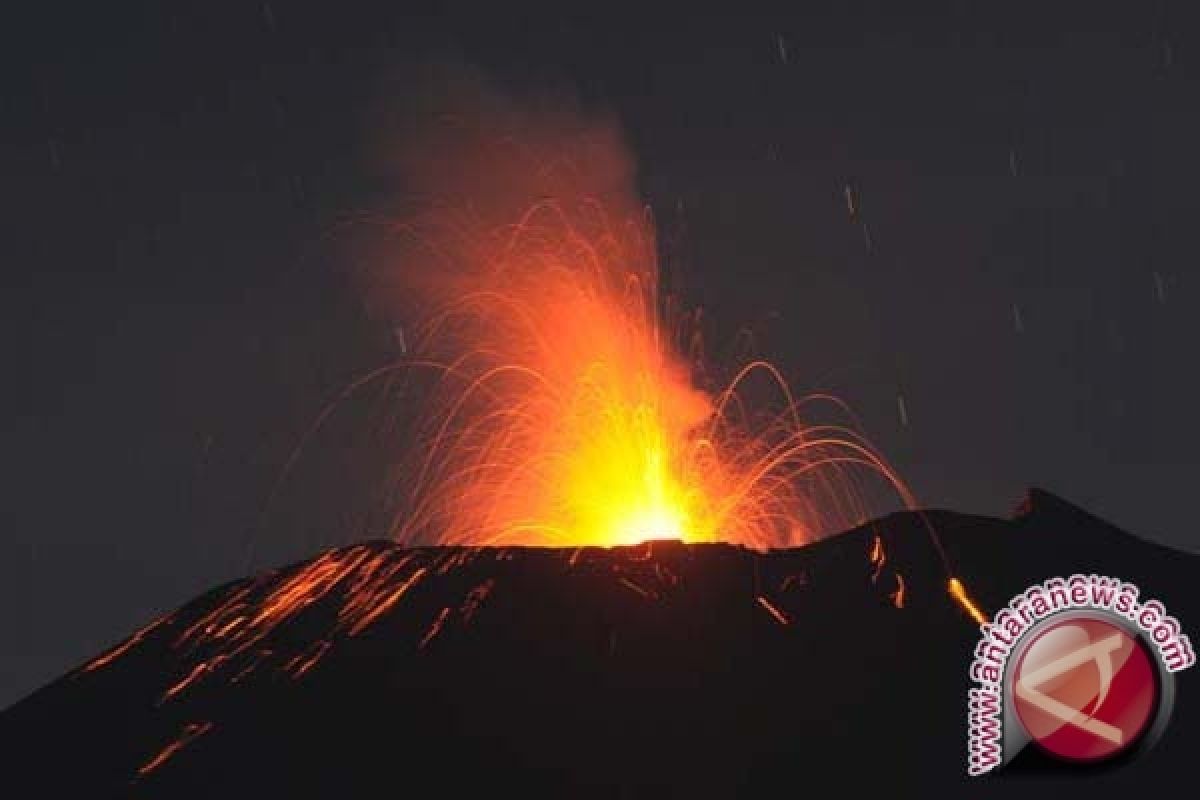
(2, 489, 1196, 797)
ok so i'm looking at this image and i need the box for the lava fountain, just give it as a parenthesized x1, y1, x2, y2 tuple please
(355, 186, 916, 551)
(266, 84, 928, 553)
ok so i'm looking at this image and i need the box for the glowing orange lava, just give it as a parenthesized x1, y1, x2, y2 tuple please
(354, 195, 919, 552)
(949, 577, 988, 626)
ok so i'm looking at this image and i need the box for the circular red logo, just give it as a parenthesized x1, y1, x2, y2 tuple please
(1012, 615, 1158, 762)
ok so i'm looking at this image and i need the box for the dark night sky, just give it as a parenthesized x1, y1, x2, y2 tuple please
(6, 2, 1199, 707)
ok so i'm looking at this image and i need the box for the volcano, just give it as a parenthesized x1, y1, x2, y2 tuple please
(2, 489, 1196, 797)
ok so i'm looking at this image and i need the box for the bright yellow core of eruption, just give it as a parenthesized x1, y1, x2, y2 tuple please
(474, 280, 721, 548)
(562, 421, 694, 546)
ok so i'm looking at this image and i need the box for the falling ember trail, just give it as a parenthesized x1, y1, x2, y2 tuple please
(346, 565, 427, 637)
(419, 607, 452, 650)
(137, 721, 213, 777)
(81, 612, 175, 674)
(619, 576, 655, 600)
(756, 596, 790, 626)
(869, 534, 886, 582)
(144, 548, 438, 702)
(459, 579, 495, 624)
(160, 661, 213, 704)
(891, 573, 906, 609)
(948, 578, 987, 626)
(286, 641, 331, 680)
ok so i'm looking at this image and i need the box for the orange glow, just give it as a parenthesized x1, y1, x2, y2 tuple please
(948, 577, 987, 626)
(756, 595, 791, 626)
(377, 200, 718, 549)
(891, 573, 906, 609)
(312, 97, 928, 552)
(156, 546, 435, 699)
(137, 721, 213, 777)
(352, 196, 919, 553)
(418, 607, 452, 650)
(80, 612, 175, 674)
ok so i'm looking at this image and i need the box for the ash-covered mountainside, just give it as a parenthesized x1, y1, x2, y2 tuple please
(2, 489, 1196, 798)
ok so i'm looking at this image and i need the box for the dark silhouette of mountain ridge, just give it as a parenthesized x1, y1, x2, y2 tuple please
(2, 489, 1196, 798)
